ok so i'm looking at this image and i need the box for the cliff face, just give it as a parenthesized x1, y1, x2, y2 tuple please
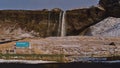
(83, 0, 120, 36)
(99, 0, 120, 17)
(0, 0, 120, 38)
(66, 0, 120, 36)
(0, 9, 62, 38)
(66, 7, 106, 35)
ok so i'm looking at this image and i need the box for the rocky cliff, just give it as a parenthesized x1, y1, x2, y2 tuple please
(83, 0, 120, 36)
(0, 9, 63, 39)
(0, 6, 106, 38)
(99, 0, 120, 17)
(66, 0, 120, 36)
(66, 6, 106, 35)
(0, 0, 120, 38)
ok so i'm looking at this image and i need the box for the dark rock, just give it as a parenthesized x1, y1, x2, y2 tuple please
(66, 6, 106, 35)
(66, 0, 120, 36)
(99, 0, 120, 17)
(109, 42, 116, 46)
(0, 10, 61, 37)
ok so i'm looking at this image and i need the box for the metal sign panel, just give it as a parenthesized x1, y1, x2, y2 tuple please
(16, 42, 30, 48)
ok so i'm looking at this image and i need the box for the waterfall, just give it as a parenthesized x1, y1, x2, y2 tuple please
(47, 11, 66, 37)
(47, 11, 51, 36)
(61, 11, 66, 37)
(57, 12, 62, 36)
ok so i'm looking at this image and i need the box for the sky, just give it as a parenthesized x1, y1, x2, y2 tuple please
(0, 0, 99, 10)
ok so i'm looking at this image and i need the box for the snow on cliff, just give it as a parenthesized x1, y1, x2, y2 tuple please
(86, 17, 120, 37)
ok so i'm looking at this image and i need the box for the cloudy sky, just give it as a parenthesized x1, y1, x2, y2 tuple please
(0, 0, 99, 10)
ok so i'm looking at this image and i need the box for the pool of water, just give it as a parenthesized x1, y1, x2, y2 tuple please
(0, 57, 120, 68)
(0, 62, 120, 68)
(72, 56, 120, 63)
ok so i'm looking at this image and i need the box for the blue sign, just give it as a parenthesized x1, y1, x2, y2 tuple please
(16, 42, 30, 48)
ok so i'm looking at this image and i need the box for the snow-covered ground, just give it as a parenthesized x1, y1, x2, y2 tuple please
(86, 17, 120, 37)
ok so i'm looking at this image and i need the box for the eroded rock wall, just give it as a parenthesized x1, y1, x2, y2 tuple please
(66, 0, 120, 36)
(66, 7, 106, 35)
(99, 0, 120, 17)
(0, 9, 62, 38)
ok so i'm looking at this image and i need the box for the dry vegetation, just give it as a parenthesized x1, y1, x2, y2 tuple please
(0, 36, 120, 57)
(0, 36, 120, 62)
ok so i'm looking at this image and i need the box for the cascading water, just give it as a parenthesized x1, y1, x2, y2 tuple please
(47, 11, 51, 36)
(47, 10, 66, 37)
(61, 11, 66, 37)
(57, 12, 62, 36)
